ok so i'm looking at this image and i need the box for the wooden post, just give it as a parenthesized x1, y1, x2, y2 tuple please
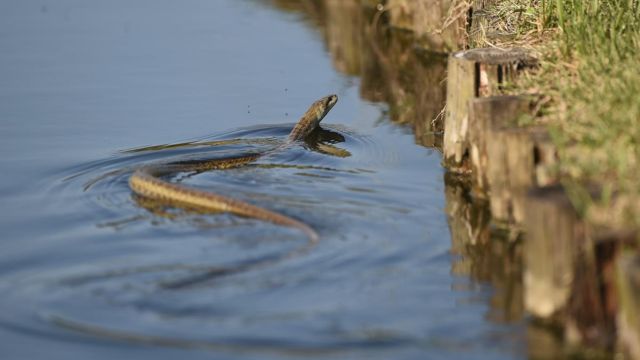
(525, 185, 635, 348)
(530, 127, 558, 187)
(465, 95, 557, 224)
(616, 250, 640, 358)
(487, 127, 537, 224)
(443, 48, 537, 171)
(468, 96, 534, 193)
(443, 51, 476, 170)
(523, 186, 584, 320)
(563, 229, 627, 348)
(488, 127, 557, 224)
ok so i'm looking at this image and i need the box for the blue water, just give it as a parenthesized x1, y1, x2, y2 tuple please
(0, 1, 526, 359)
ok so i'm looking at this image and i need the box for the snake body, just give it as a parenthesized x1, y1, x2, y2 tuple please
(129, 94, 338, 245)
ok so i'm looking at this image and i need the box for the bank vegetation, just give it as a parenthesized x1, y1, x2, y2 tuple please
(474, 0, 640, 228)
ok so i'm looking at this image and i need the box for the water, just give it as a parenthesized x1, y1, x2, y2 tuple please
(0, 1, 526, 359)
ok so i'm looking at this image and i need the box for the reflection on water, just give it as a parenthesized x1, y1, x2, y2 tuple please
(445, 173, 525, 325)
(269, 0, 447, 148)
(444, 154, 582, 358)
(270, 1, 579, 357)
(272, 0, 533, 347)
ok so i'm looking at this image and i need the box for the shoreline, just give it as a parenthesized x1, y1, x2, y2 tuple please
(269, 0, 640, 356)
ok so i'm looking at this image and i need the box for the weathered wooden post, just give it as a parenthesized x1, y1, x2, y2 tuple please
(563, 229, 623, 347)
(523, 186, 583, 320)
(523, 186, 631, 348)
(617, 251, 640, 358)
(487, 125, 557, 224)
(443, 51, 476, 170)
(468, 96, 533, 193)
(443, 48, 537, 171)
(488, 127, 537, 223)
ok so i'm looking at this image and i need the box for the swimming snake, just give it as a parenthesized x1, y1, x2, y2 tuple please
(129, 95, 338, 263)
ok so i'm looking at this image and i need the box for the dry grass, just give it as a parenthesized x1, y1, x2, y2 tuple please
(478, 0, 640, 227)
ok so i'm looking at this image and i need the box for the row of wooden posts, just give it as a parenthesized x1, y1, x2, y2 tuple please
(442, 44, 639, 355)
(376, 0, 640, 354)
(272, 0, 640, 355)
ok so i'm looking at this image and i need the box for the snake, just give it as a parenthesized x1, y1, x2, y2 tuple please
(128, 95, 337, 285)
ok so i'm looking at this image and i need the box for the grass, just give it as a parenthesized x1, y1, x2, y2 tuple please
(477, 0, 640, 227)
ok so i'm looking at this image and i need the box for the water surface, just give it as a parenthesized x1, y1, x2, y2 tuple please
(0, 1, 525, 359)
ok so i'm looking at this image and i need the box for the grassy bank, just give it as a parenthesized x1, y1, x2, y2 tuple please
(477, 0, 640, 227)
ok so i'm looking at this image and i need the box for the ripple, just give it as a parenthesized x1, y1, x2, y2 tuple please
(1, 122, 443, 354)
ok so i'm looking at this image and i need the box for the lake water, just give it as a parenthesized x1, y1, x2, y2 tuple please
(0, 1, 528, 359)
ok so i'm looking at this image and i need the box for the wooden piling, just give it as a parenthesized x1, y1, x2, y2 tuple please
(523, 186, 583, 320)
(443, 48, 537, 170)
(443, 51, 476, 169)
(468, 96, 533, 194)
(617, 251, 640, 359)
(522, 186, 633, 348)
(530, 127, 557, 187)
(564, 229, 624, 348)
(488, 128, 537, 224)
(487, 126, 557, 224)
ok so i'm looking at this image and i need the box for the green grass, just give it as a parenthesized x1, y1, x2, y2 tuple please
(481, 0, 640, 227)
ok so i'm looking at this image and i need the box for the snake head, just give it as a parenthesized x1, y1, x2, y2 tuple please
(324, 94, 338, 110)
(288, 94, 339, 141)
(316, 94, 338, 122)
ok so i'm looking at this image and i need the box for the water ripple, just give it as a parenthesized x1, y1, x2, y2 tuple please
(0, 123, 445, 353)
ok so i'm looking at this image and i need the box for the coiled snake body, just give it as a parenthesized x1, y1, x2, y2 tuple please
(129, 95, 338, 249)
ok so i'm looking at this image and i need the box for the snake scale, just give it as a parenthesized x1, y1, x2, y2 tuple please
(129, 95, 338, 272)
